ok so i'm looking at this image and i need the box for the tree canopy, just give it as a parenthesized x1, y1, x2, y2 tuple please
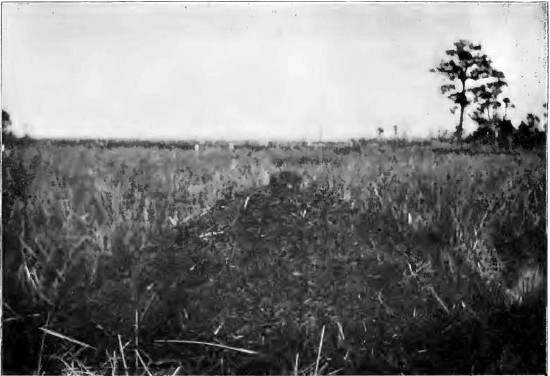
(431, 40, 504, 141)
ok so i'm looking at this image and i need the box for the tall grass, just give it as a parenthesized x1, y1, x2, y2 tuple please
(2, 141, 546, 374)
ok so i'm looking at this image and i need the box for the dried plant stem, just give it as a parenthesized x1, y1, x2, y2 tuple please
(39, 327, 96, 349)
(155, 339, 258, 355)
(118, 334, 129, 376)
(36, 312, 51, 376)
(140, 292, 157, 321)
(314, 325, 326, 376)
(134, 310, 139, 371)
(427, 286, 450, 314)
(135, 350, 152, 376)
(112, 351, 117, 376)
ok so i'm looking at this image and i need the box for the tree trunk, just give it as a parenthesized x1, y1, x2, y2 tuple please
(457, 103, 465, 142)
(456, 80, 467, 143)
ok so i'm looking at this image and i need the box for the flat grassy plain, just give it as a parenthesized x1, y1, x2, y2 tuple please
(2, 140, 547, 374)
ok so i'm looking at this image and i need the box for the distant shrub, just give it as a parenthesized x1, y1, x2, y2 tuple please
(465, 115, 546, 150)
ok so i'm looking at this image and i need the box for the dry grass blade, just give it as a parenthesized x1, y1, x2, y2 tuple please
(118, 334, 129, 376)
(4, 312, 41, 322)
(406, 262, 418, 278)
(135, 350, 152, 376)
(36, 312, 51, 375)
(69, 353, 94, 375)
(53, 354, 95, 376)
(22, 262, 39, 291)
(39, 327, 96, 349)
(427, 286, 450, 314)
(294, 352, 299, 376)
(314, 325, 326, 376)
(335, 321, 345, 342)
(182, 206, 211, 224)
(155, 339, 258, 355)
(199, 231, 225, 239)
(377, 289, 395, 315)
(134, 310, 139, 371)
(140, 291, 157, 321)
(213, 322, 224, 335)
(111, 351, 117, 376)
(328, 367, 344, 375)
(171, 365, 181, 376)
(19, 262, 54, 305)
(55, 356, 75, 375)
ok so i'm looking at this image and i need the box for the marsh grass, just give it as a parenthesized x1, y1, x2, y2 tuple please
(2, 140, 546, 374)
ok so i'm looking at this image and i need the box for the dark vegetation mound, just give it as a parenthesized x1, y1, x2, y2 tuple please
(3, 169, 546, 375)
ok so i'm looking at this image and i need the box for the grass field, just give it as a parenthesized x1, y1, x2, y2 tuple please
(2, 139, 547, 374)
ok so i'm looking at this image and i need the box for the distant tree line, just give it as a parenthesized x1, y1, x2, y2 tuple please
(464, 108, 546, 149)
(2, 110, 16, 146)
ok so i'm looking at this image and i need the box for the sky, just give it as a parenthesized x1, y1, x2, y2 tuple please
(2, 2, 547, 141)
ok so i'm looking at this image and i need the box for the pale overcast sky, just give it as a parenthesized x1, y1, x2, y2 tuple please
(2, 2, 547, 141)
